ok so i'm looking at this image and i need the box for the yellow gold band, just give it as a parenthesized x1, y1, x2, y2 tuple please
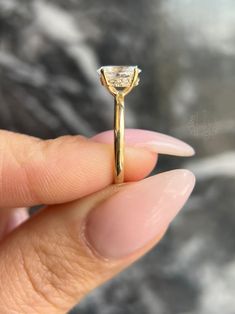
(98, 66, 141, 184)
(114, 93, 125, 183)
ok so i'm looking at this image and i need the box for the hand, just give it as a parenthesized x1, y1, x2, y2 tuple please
(0, 129, 195, 313)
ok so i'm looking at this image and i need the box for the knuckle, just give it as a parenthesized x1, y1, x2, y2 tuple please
(0, 132, 43, 205)
(0, 241, 61, 314)
(0, 224, 106, 313)
(19, 135, 88, 204)
(20, 229, 95, 309)
(17, 244, 64, 312)
(39, 135, 88, 157)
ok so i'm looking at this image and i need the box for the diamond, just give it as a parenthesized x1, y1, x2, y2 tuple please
(97, 65, 141, 88)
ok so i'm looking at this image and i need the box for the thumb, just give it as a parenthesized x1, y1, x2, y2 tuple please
(0, 170, 195, 314)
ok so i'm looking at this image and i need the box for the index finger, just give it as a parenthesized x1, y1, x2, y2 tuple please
(0, 130, 157, 208)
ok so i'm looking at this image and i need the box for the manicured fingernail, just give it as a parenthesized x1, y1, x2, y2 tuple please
(85, 169, 195, 259)
(91, 129, 195, 156)
(2, 208, 29, 238)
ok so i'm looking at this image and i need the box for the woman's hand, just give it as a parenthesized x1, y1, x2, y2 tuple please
(0, 129, 195, 313)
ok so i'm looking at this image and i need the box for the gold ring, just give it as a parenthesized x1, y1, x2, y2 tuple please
(97, 66, 141, 184)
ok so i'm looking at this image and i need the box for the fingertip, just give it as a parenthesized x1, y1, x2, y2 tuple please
(124, 147, 158, 181)
(86, 169, 196, 259)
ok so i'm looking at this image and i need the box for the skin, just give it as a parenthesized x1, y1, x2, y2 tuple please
(0, 129, 195, 314)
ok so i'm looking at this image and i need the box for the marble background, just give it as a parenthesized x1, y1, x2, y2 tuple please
(0, 0, 235, 313)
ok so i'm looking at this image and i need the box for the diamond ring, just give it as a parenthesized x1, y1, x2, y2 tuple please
(97, 65, 141, 184)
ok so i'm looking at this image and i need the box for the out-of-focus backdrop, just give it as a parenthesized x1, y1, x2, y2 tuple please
(0, 0, 234, 313)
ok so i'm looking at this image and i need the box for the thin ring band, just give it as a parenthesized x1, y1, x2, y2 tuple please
(98, 66, 141, 184)
(114, 92, 125, 183)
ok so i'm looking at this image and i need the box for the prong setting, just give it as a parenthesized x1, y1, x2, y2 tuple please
(97, 66, 141, 93)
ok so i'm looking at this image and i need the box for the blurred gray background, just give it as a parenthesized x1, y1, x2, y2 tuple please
(0, 0, 234, 313)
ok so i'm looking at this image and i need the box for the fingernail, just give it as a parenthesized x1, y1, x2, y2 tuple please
(2, 208, 29, 238)
(85, 169, 195, 259)
(91, 129, 195, 156)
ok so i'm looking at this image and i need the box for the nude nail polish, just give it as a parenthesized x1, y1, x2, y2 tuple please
(91, 129, 195, 156)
